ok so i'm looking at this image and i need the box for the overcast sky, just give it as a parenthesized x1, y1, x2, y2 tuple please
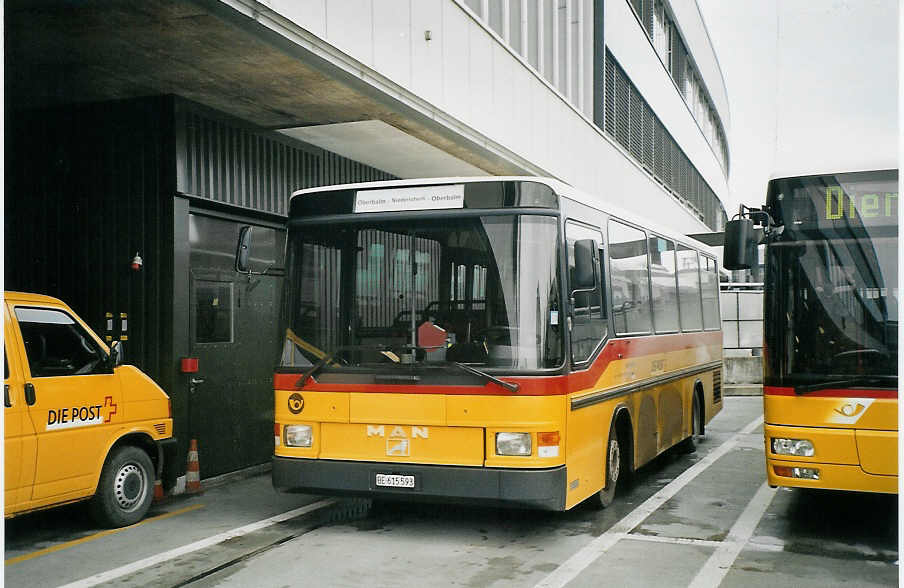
(697, 0, 898, 216)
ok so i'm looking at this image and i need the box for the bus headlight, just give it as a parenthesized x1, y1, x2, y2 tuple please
(285, 425, 313, 447)
(496, 432, 531, 456)
(771, 437, 814, 457)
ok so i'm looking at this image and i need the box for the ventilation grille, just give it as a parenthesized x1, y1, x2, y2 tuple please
(154, 423, 167, 435)
(712, 369, 722, 403)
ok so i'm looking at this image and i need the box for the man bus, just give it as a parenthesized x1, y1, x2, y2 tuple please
(238, 177, 723, 510)
(725, 168, 897, 493)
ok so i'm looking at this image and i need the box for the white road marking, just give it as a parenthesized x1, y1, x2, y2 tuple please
(58, 499, 336, 588)
(687, 482, 777, 588)
(620, 532, 784, 553)
(534, 416, 764, 588)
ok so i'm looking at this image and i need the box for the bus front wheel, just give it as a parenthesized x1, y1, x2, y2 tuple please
(591, 427, 621, 509)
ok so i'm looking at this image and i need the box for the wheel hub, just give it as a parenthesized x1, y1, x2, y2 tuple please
(114, 463, 146, 511)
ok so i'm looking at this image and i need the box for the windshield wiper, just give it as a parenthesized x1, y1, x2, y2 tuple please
(794, 375, 897, 395)
(441, 360, 520, 393)
(296, 345, 391, 388)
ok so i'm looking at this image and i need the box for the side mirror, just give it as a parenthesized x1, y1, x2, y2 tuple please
(108, 340, 123, 369)
(573, 239, 599, 289)
(723, 219, 755, 270)
(235, 225, 253, 273)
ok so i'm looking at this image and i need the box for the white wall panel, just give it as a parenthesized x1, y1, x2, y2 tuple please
(373, 0, 411, 88)
(325, 0, 373, 65)
(442, 2, 471, 122)
(491, 43, 516, 148)
(411, 0, 444, 107)
(468, 20, 494, 135)
(270, 0, 326, 38)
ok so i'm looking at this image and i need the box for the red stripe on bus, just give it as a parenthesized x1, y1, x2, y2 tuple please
(765, 386, 898, 399)
(273, 331, 722, 395)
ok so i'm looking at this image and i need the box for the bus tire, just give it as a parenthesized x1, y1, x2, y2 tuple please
(678, 392, 702, 454)
(590, 426, 621, 509)
(90, 445, 154, 528)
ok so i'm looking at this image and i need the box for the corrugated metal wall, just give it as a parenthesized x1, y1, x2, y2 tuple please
(5, 96, 177, 392)
(175, 99, 394, 214)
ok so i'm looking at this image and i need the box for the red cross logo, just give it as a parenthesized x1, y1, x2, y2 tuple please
(102, 396, 118, 423)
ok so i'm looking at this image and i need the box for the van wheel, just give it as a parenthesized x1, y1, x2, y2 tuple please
(589, 427, 621, 509)
(90, 446, 154, 528)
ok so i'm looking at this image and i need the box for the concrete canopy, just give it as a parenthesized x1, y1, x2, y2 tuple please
(6, 0, 532, 178)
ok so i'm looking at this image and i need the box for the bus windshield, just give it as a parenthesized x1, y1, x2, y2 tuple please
(764, 170, 898, 389)
(280, 214, 563, 373)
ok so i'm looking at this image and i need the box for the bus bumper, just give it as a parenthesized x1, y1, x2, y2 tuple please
(766, 458, 897, 494)
(272, 456, 567, 510)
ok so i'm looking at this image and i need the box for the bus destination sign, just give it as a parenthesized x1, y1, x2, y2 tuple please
(354, 184, 465, 213)
(824, 186, 897, 222)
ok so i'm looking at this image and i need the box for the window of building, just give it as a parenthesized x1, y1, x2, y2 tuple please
(609, 221, 652, 335)
(195, 281, 234, 344)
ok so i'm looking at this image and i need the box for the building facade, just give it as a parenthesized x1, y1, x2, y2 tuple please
(5, 0, 730, 487)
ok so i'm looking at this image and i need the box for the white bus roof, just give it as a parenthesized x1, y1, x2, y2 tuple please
(768, 164, 898, 182)
(291, 176, 717, 256)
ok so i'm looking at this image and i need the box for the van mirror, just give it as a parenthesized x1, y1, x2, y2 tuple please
(573, 239, 599, 289)
(723, 219, 755, 270)
(108, 340, 123, 370)
(235, 225, 253, 273)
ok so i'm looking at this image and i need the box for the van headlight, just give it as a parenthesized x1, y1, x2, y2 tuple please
(496, 432, 531, 456)
(771, 437, 814, 457)
(285, 425, 313, 447)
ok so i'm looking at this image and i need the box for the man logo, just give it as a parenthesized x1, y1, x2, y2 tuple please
(288, 393, 304, 415)
(386, 438, 410, 457)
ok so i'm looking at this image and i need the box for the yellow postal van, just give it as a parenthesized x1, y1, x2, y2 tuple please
(4, 292, 174, 527)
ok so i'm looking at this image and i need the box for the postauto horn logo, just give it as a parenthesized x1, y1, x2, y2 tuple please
(288, 393, 304, 415)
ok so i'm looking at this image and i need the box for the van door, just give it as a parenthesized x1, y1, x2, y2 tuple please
(4, 304, 37, 511)
(11, 304, 122, 501)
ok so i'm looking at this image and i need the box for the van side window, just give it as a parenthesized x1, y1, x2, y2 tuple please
(566, 221, 608, 363)
(14, 307, 106, 377)
(609, 221, 652, 335)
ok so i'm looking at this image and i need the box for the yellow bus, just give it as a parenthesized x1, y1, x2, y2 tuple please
(725, 169, 897, 493)
(239, 177, 723, 510)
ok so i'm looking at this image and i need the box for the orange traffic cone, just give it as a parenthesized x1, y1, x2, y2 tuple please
(186, 438, 201, 494)
(153, 479, 164, 502)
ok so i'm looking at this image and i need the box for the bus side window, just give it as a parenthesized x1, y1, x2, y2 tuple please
(566, 221, 607, 364)
(608, 221, 653, 335)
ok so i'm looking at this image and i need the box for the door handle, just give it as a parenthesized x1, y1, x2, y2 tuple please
(4, 384, 10, 408)
(191, 377, 206, 385)
(24, 382, 36, 406)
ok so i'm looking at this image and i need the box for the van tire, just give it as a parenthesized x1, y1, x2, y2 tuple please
(90, 446, 154, 528)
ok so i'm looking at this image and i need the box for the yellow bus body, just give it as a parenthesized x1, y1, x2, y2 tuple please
(763, 389, 897, 493)
(274, 333, 722, 510)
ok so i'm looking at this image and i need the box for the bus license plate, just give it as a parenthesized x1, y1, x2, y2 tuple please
(375, 473, 415, 488)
